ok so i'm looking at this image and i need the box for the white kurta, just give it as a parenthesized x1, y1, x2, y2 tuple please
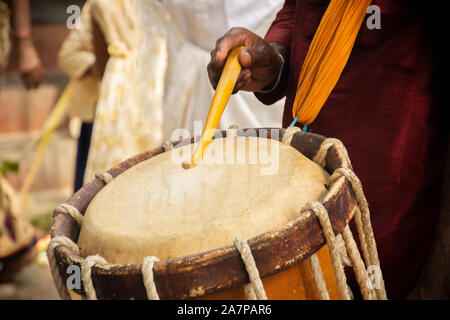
(160, 0, 285, 140)
(83, 0, 168, 183)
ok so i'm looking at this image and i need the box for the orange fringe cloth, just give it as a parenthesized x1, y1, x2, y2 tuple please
(292, 0, 372, 126)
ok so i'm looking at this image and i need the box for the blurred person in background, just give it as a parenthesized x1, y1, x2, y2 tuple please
(0, 0, 43, 89)
(58, 0, 98, 192)
(0, 0, 42, 281)
(59, 0, 167, 191)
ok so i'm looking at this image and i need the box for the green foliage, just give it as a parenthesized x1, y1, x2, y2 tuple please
(0, 161, 19, 176)
(31, 212, 53, 232)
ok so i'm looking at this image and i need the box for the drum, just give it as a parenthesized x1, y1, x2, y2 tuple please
(49, 128, 382, 300)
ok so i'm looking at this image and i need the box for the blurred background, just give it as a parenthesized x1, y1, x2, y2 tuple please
(0, 0, 448, 301)
(0, 0, 84, 300)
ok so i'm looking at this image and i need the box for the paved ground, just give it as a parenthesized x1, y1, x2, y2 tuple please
(0, 211, 60, 300)
(0, 262, 59, 300)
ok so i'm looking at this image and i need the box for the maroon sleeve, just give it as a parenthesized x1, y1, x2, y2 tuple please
(264, 0, 296, 48)
(255, 0, 297, 105)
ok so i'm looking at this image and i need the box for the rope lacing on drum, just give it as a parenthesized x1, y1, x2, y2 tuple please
(282, 126, 301, 146)
(313, 138, 351, 168)
(309, 253, 330, 300)
(307, 137, 387, 300)
(142, 256, 161, 300)
(95, 170, 114, 184)
(49, 235, 162, 300)
(302, 201, 353, 300)
(47, 236, 80, 300)
(49, 201, 162, 300)
(162, 140, 174, 152)
(329, 167, 387, 300)
(81, 255, 109, 300)
(282, 132, 387, 300)
(234, 237, 268, 300)
(53, 203, 83, 226)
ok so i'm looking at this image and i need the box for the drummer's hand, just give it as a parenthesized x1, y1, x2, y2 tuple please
(208, 27, 283, 94)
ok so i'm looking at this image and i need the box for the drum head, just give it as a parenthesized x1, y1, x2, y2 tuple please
(78, 136, 329, 264)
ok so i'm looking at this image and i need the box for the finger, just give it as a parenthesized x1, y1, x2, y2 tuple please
(209, 30, 250, 90)
(208, 49, 225, 72)
(210, 48, 217, 59)
(233, 80, 246, 94)
(215, 28, 249, 63)
(208, 48, 224, 82)
(238, 48, 253, 69)
(209, 46, 226, 79)
(207, 62, 220, 89)
(209, 29, 250, 87)
(239, 42, 277, 70)
(235, 69, 251, 86)
(232, 70, 251, 94)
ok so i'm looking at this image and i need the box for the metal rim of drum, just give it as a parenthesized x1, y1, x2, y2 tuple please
(50, 128, 358, 300)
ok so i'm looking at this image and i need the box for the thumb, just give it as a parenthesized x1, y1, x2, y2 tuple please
(238, 48, 253, 69)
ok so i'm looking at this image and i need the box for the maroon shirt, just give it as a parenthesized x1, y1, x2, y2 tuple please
(257, 0, 448, 299)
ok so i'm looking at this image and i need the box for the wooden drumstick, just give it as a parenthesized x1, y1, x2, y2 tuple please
(182, 46, 243, 169)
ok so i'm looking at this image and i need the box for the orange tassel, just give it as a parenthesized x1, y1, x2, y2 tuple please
(292, 0, 372, 126)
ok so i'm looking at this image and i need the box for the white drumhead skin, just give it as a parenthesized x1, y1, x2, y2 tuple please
(78, 137, 329, 264)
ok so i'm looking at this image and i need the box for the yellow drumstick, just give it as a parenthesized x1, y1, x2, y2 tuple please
(182, 46, 243, 169)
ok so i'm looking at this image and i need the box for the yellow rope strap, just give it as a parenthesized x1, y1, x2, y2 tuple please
(292, 0, 372, 126)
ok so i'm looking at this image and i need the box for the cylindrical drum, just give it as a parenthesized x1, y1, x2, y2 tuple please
(49, 128, 362, 300)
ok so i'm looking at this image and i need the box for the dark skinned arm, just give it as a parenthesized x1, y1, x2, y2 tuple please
(9, 0, 43, 89)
